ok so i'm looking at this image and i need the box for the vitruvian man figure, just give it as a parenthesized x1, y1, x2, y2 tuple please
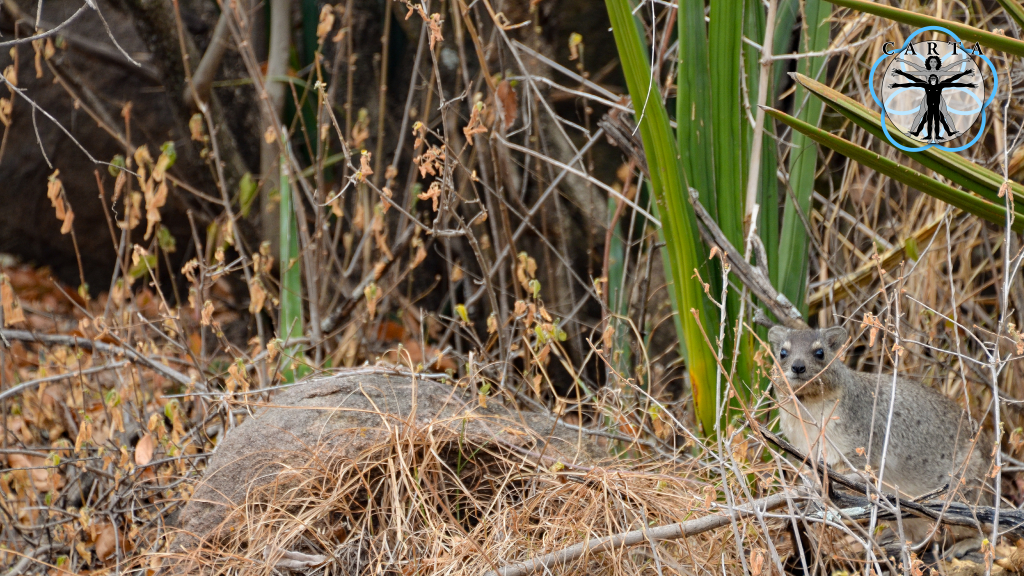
(888, 55, 977, 141)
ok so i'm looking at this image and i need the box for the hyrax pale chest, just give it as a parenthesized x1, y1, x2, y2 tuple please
(767, 326, 988, 502)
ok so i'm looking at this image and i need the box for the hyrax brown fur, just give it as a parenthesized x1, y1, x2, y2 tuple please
(767, 326, 990, 505)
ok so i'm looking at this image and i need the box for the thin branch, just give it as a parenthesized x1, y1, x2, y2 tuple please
(0, 330, 200, 392)
(483, 491, 801, 576)
(0, 3, 90, 49)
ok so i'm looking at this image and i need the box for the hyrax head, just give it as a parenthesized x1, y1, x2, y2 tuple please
(767, 326, 848, 385)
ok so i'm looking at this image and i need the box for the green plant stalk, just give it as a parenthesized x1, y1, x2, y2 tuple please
(745, 0, 780, 333)
(279, 160, 305, 380)
(824, 0, 1024, 58)
(766, 107, 1024, 232)
(776, 0, 830, 313)
(744, 2, 781, 400)
(995, 0, 1024, 29)
(792, 73, 1024, 207)
(606, 0, 720, 435)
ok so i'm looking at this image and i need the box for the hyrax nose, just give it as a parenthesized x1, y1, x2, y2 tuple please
(791, 361, 806, 375)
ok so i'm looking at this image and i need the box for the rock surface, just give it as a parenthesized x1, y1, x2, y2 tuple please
(171, 368, 604, 557)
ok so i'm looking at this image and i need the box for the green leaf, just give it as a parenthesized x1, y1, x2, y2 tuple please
(765, 106, 1024, 232)
(792, 73, 1024, 207)
(128, 254, 158, 279)
(104, 388, 121, 407)
(824, 0, 1024, 58)
(776, 0, 830, 313)
(904, 237, 919, 261)
(709, 0, 754, 399)
(238, 172, 258, 217)
(677, 0, 717, 213)
(109, 154, 126, 177)
(157, 226, 177, 253)
(709, 0, 744, 250)
(160, 141, 177, 169)
(279, 160, 304, 383)
(164, 399, 180, 421)
(996, 0, 1024, 30)
(607, 0, 719, 435)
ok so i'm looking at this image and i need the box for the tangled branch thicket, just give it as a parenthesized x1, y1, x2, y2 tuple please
(3, 0, 1024, 573)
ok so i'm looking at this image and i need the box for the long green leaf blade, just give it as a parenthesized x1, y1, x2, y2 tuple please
(792, 72, 1024, 206)
(745, 0, 780, 292)
(765, 106, 1024, 231)
(606, 0, 720, 435)
(776, 0, 830, 313)
(709, 0, 745, 249)
(677, 0, 717, 214)
(708, 0, 753, 398)
(824, 0, 1024, 58)
(279, 161, 305, 381)
(996, 0, 1024, 29)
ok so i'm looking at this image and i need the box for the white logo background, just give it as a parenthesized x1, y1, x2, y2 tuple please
(880, 41, 985, 144)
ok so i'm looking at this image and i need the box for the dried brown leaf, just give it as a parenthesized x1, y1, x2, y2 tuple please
(496, 79, 518, 129)
(429, 13, 443, 51)
(316, 5, 336, 42)
(358, 151, 373, 181)
(135, 433, 155, 466)
(418, 181, 442, 211)
(249, 278, 267, 314)
(0, 98, 11, 127)
(94, 522, 116, 561)
(1, 275, 26, 326)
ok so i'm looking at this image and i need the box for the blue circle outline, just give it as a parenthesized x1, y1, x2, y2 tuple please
(869, 26, 998, 152)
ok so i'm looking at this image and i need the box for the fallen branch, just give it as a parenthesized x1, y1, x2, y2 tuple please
(755, 422, 1024, 537)
(686, 189, 806, 329)
(0, 360, 131, 403)
(483, 491, 800, 576)
(0, 329, 199, 393)
(599, 112, 806, 329)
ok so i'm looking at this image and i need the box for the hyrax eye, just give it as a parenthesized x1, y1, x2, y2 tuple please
(779, 349, 788, 359)
(814, 348, 825, 359)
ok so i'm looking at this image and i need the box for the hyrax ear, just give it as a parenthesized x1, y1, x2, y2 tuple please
(822, 326, 849, 349)
(767, 326, 789, 349)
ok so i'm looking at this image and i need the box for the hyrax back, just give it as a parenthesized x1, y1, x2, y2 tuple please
(767, 326, 989, 503)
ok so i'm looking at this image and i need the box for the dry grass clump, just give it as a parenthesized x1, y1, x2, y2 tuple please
(158, 410, 794, 576)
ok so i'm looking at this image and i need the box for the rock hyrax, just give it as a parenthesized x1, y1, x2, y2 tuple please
(767, 325, 989, 504)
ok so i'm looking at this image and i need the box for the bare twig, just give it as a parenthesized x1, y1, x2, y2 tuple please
(687, 189, 806, 328)
(0, 330, 199, 391)
(483, 491, 801, 576)
(0, 3, 89, 49)
(755, 423, 1024, 536)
